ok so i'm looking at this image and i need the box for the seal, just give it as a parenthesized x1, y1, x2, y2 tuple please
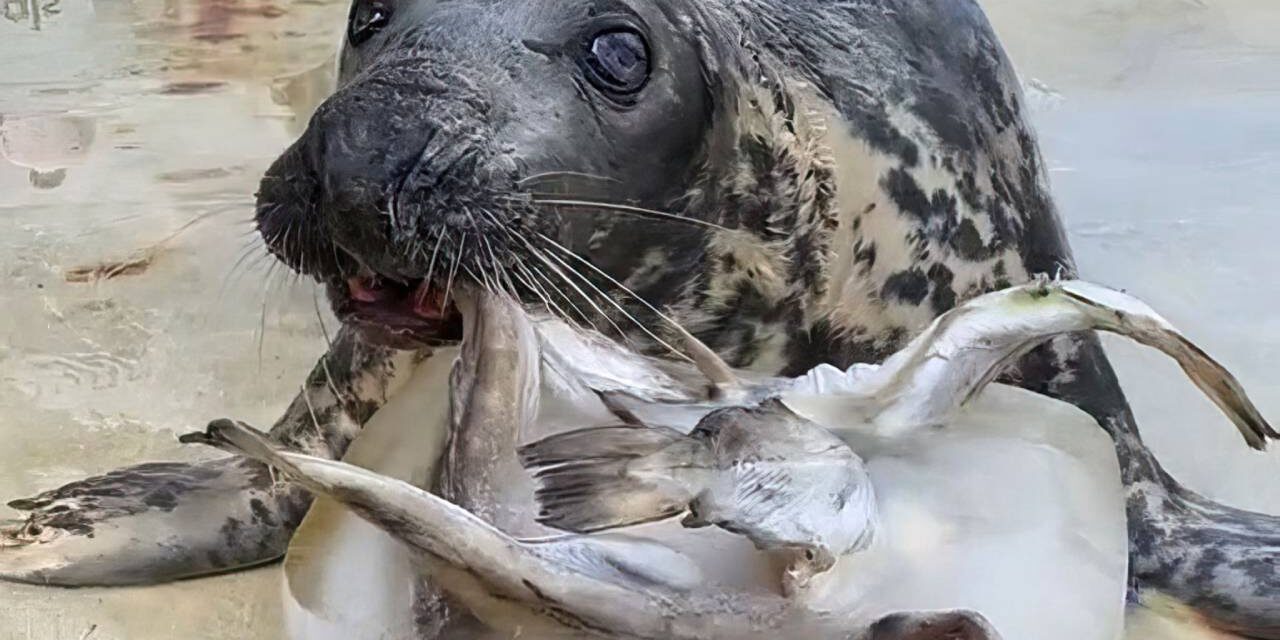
(4, 0, 1279, 636)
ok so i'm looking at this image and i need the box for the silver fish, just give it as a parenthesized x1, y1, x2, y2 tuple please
(182, 278, 1271, 639)
(518, 398, 878, 598)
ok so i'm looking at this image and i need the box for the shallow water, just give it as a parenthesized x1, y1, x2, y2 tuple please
(0, 0, 1277, 638)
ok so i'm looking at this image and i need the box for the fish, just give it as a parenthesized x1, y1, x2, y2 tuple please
(518, 398, 878, 598)
(180, 278, 1273, 639)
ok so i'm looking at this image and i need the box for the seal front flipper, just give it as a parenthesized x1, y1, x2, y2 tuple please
(0, 327, 425, 586)
(1, 456, 299, 586)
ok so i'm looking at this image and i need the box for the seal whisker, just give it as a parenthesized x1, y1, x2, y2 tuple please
(423, 232, 446, 294)
(516, 171, 620, 187)
(532, 238, 690, 361)
(258, 260, 303, 360)
(473, 206, 596, 331)
(534, 231, 722, 371)
(526, 244, 632, 344)
(311, 287, 333, 349)
(508, 263, 560, 320)
(520, 197, 729, 233)
(461, 264, 492, 295)
(221, 238, 270, 300)
(256, 260, 278, 370)
(473, 209, 524, 301)
(498, 226, 606, 332)
(479, 234, 519, 301)
(442, 232, 465, 311)
(518, 258, 595, 331)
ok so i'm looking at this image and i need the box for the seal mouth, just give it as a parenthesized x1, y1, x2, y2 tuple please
(328, 270, 464, 349)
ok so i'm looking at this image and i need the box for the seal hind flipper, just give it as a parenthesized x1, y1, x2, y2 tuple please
(0, 327, 424, 586)
(1131, 490, 1280, 639)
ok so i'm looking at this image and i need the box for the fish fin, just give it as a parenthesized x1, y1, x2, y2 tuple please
(518, 426, 699, 533)
(729, 465, 794, 524)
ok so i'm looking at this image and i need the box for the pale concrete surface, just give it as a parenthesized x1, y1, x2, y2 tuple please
(0, 0, 1277, 638)
(1, 0, 340, 637)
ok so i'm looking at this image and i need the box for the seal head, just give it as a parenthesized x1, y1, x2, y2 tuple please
(256, 0, 730, 348)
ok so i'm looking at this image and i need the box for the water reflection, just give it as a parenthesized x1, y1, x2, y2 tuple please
(0, 114, 97, 189)
(0, 2, 344, 637)
(3, 0, 61, 31)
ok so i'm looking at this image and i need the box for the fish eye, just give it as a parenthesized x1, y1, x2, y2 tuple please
(348, 0, 392, 47)
(582, 28, 650, 98)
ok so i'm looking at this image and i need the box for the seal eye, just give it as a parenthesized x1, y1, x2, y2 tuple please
(348, 0, 392, 47)
(583, 29, 650, 97)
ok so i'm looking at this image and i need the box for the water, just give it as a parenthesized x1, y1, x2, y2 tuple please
(0, 0, 1277, 638)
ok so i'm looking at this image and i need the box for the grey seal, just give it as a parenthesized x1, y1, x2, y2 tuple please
(4, 0, 1279, 636)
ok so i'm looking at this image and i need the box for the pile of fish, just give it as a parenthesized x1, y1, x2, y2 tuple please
(184, 278, 1272, 639)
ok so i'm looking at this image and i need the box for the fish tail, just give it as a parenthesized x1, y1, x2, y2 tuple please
(518, 426, 700, 533)
(1059, 281, 1278, 450)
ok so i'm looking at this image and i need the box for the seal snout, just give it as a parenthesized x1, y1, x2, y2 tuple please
(253, 58, 532, 348)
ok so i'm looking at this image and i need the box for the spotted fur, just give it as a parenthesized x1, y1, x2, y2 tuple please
(635, 4, 1280, 635)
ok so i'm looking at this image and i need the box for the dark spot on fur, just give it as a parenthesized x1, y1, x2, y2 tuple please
(220, 517, 244, 547)
(882, 269, 929, 306)
(956, 171, 983, 210)
(991, 260, 1011, 290)
(840, 94, 920, 167)
(911, 86, 973, 150)
(249, 498, 277, 527)
(926, 263, 956, 314)
(854, 241, 877, 267)
(143, 489, 179, 511)
(950, 219, 989, 261)
(206, 550, 225, 568)
(883, 168, 932, 224)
